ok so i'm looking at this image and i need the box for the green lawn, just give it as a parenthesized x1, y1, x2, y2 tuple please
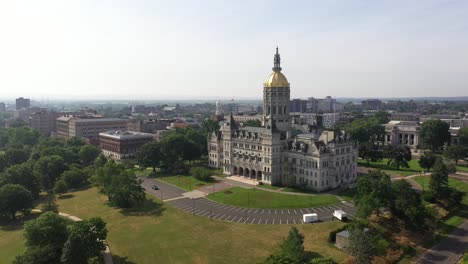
(358, 158, 424, 177)
(158, 175, 216, 191)
(337, 188, 357, 202)
(0, 224, 26, 263)
(0, 212, 42, 263)
(258, 184, 282, 191)
(457, 165, 468, 173)
(50, 188, 346, 264)
(207, 187, 340, 209)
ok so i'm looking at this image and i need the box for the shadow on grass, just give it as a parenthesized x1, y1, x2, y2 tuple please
(112, 255, 137, 264)
(0, 211, 42, 232)
(119, 199, 165, 217)
(358, 161, 420, 174)
(57, 194, 75, 199)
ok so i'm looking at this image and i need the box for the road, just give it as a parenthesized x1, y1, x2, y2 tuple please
(140, 177, 357, 225)
(416, 220, 468, 264)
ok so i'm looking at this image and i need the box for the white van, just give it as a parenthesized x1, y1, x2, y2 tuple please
(333, 210, 348, 221)
(302, 213, 318, 223)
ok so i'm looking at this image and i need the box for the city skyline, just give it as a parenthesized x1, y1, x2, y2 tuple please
(1, 0, 468, 100)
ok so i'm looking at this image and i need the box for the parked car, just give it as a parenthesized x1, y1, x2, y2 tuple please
(152, 185, 159, 190)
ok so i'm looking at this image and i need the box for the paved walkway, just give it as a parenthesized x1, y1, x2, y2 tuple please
(31, 209, 113, 264)
(415, 220, 468, 264)
(140, 177, 357, 224)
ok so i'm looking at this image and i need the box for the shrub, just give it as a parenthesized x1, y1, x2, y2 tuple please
(422, 192, 436, 203)
(191, 167, 213, 182)
(445, 162, 457, 174)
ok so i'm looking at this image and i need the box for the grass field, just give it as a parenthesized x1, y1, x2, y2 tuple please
(337, 188, 357, 202)
(358, 158, 424, 177)
(457, 165, 468, 173)
(157, 175, 216, 190)
(48, 188, 347, 264)
(0, 212, 42, 263)
(207, 187, 340, 209)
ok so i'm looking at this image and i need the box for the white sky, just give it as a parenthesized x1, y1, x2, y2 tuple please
(0, 0, 467, 100)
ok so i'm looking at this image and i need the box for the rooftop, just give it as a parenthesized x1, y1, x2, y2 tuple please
(99, 130, 154, 140)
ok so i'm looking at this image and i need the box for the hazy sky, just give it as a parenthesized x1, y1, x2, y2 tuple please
(1, 0, 468, 100)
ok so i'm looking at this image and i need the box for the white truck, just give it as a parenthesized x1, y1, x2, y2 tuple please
(332, 210, 348, 221)
(302, 213, 318, 223)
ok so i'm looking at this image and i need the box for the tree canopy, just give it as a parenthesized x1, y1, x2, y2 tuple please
(0, 184, 33, 220)
(419, 120, 450, 151)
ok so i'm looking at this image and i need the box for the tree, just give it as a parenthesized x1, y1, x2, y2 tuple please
(92, 161, 145, 208)
(66, 137, 86, 147)
(391, 180, 426, 230)
(374, 111, 389, 124)
(70, 217, 107, 258)
(136, 141, 162, 172)
(265, 227, 306, 264)
(60, 217, 107, 263)
(348, 226, 375, 264)
(94, 153, 108, 168)
(53, 180, 68, 196)
(243, 119, 262, 127)
(60, 232, 87, 264)
(359, 142, 383, 165)
(419, 120, 450, 151)
(0, 154, 8, 173)
(419, 151, 437, 172)
(444, 145, 468, 165)
(34, 155, 67, 208)
(34, 155, 67, 192)
(355, 170, 392, 218)
(201, 118, 220, 133)
(0, 184, 33, 220)
(459, 127, 468, 146)
(78, 145, 101, 166)
(16, 212, 69, 264)
(385, 145, 411, 170)
(61, 165, 89, 189)
(429, 158, 450, 199)
(0, 162, 40, 198)
(4, 146, 30, 166)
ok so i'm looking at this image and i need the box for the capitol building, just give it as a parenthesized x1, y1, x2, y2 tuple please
(208, 48, 358, 192)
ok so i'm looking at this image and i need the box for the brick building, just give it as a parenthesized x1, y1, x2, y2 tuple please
(99, 130, 154, 160)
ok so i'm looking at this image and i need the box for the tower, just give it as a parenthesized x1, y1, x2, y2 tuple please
(263, 47, 291, 137)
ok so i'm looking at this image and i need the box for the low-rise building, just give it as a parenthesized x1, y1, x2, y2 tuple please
(99, 130, 154, 160)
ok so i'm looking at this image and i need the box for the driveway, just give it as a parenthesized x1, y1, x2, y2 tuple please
(140, 177, 357, 224)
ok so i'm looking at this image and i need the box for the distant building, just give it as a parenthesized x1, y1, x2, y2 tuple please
(168, 118, 200, 130)
(0, 102, 5, 112)
(56, 115, 127, 144)
(390, 112, 420, 122)
(29, 110, 59, 136)
(15, 97, 30, 110)
(232, 114, 262, 123)
(384, 121, 420, 147)
(321, 112, 341, 129)
(127, 119, 171, 133)
(99, 130, 154, 160)
(361, 99, 382, 110)
(289, 99, 308, 113)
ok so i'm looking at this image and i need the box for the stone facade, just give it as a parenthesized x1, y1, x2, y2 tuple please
(208, 48, 358, 192)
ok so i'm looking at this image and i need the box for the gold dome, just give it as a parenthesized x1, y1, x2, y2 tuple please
(264, 71, 289, 88)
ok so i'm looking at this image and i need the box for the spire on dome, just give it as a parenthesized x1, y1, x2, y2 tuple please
(273, 46, 282, 72)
